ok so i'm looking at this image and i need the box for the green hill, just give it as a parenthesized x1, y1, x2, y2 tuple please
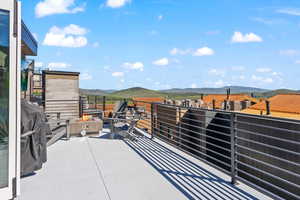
(255, 89, 300, 98)
(111, 87, 165, 98)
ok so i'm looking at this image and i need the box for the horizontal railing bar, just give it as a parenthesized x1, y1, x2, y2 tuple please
(236, 144, 300, 168)
(235, 120, 300, 135)
(155, 123, 231, 153)
(147, 129, 232, 176)
(155, 118, 231, 145)
(236, 152, 300, 179)
(236, 113, 300, 125)
(235, 128, 300, 145)
(155, 131, 232, 168)
(237, 168, 300, 200)
(159, 109, 232, 123)
(156, 114, 231, 139)
(155, 127, 232, 160)
(237, 160, 300, 189)
(157, 111, 232, 130)
(236, 136, 300, 156)
(154, 117, 231, 144)
(236, 176, 291, 200)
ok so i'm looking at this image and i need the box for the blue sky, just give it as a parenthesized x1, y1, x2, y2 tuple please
(23, 0, 300, 90)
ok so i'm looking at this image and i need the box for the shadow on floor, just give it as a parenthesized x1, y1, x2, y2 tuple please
(124, 137, 258, 200)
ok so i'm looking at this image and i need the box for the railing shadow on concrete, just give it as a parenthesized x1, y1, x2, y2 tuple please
(124, 137, 258, 200)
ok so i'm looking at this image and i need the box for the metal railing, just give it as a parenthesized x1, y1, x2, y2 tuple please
(133, 100, 300, 200)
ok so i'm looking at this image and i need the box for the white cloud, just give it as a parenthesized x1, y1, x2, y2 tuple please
(231, 32, 263, 43)
(170, 48, 191, 55)
(48, 62, 71, 70)
(251, 75, 273, 83)
(251, 17, 286, 25)
(277, 8, 300, 16)
(43, 24, 88, 48)
(158, 15, 163, 21)
(92, 42, 100, 48)
(208, 68, 226, 77)
(214, 80, 226, 87)
(35, 62, 44, 68)
(153, 58, 169, 66)
(279, 49, 300, 56)
(106, 0, 131, 8)
(190, 83, 197, 88)
(231, 66, 245, 71)
(35, 0, 85, 18)
(256, 68, 272, 73)
(122, 62, 144, 71)
(295, 60, 300, 64)
(80, 73, 93, 80)
(149, 30, 159, 36)
(103, 65, 111, 71)
(193, 47, 214, 56)
(112, 72, 124, 77)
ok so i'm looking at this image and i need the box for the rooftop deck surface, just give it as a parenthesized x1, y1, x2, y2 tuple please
(20, 129, 272, 200)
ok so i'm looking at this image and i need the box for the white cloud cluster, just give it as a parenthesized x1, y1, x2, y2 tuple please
(112, 72, 124, 77)
(208, 68, 226, 77)
(277, 8, 300, 16)
(158, 15, 163, 21)
(35, 62, 44, 68)
(193, 47, 215, 56)
(106, 0, 131, 8)
(123, 62, 144, 71)
(170, 48, 191, 55)
(48, 62, 71, 70)
(153, 58, 169, 66)
(43, 24, 88, 48)
(190, 83, 197, 88)
(251, 75, 273, 83)
(231, 32, 263, 43)
(80, 73, 93, 80)
(170, 47, 214, 56)
(256, 68, 272, 73)
(231, 66, 245, 71)
(35, 0, 85, 18)
(279, 49, 300, 56)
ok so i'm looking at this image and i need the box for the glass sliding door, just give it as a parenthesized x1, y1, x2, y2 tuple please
(0, 9, 9, 190)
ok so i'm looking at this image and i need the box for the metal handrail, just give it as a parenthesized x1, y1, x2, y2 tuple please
(132, 100, 300, 200)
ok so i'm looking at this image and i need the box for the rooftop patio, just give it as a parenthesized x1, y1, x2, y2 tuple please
(20, 128, 271, 200)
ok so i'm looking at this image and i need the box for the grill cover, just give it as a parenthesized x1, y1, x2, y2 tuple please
(21, 100, 50, 176)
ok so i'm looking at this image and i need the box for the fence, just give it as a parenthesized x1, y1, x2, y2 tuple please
(133, 100, 300, 200)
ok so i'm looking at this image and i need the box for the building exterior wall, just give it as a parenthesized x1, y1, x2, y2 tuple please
(43, 71, 80, 120)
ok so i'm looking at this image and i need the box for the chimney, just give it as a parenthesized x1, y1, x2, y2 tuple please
(227, 88, 231, 100)
(251, 93, 254, 98)
(200, 94, 204, 100)
(212, 99, 216, 110)
(266, 100, 271, 115)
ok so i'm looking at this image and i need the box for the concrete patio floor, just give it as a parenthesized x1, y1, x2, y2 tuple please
(20, 129, 272, 200)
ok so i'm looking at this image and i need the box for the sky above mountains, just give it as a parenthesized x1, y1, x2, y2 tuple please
(23, 0, 300, 90)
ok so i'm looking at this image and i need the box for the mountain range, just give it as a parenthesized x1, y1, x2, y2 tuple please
(80, 86, 299, 99)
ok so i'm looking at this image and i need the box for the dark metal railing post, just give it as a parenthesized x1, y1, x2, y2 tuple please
(151, 103, 154, 139)
(230, 113, 237, 185)
(178, 107, 182, 147)
(103, 96, 106, 116)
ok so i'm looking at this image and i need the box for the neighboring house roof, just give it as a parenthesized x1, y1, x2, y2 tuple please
(202, 94, 258, 108)
(133, 97, 164, 103)
(244, 94, 300, 115)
